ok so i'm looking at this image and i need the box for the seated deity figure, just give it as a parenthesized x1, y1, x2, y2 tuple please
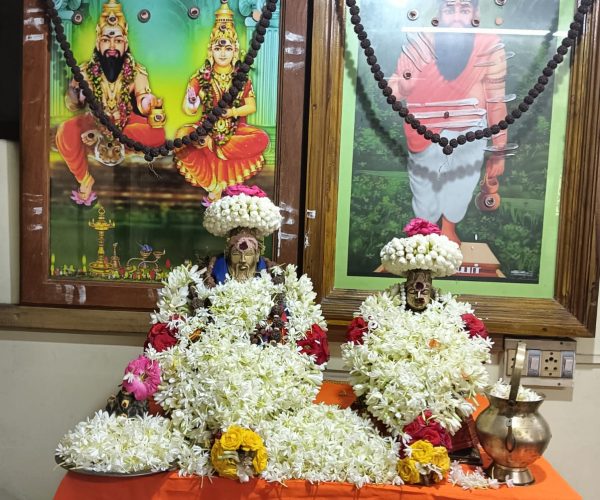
(55, 0, 166, 203)
(174, 1, 269, 200)
(343, 218, 493, 465)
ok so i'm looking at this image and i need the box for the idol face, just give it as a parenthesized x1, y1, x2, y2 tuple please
(439, 1, 476, 28)
(97, 27, 128, 58)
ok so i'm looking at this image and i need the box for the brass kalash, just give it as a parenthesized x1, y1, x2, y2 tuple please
(476, 342, 552, 485)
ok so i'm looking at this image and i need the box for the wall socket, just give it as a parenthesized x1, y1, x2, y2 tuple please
(504, 337, 576, 388)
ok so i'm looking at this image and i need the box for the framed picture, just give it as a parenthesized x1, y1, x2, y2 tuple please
(21, 0, 308, 309)
(305, 0, 600, 337)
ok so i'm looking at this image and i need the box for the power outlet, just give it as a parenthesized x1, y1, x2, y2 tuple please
(541, 350, 561, 378)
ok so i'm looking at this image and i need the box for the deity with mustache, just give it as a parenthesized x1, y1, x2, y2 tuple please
(55, 0, 166, 202)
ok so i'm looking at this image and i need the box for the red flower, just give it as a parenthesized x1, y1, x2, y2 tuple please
(403, 411, 452, 449)
(461, 313, 489, 340)
(403, 218, 442, 237)
(347, 316, 367, 345)
(144, 322, 178, 352)
(297, 324, 330, 365)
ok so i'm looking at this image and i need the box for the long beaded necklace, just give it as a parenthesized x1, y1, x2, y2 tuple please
(44, 0, 277, 163)
(345, 0, 596, 155)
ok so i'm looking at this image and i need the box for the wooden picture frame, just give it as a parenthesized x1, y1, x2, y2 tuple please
(20, 0, 308, 310)
(304, 0, 600, 338)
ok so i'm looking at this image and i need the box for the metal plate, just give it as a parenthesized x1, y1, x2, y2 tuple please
(55, 454, 176, 477)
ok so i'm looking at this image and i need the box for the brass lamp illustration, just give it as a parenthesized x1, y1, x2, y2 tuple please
(88, 205, 116, 276)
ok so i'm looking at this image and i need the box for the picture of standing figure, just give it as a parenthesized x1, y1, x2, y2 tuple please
(388, 0, 508, 244)
(174, 0, 270, 200)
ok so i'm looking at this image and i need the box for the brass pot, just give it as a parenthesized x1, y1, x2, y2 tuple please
(475, 343, 552, 485)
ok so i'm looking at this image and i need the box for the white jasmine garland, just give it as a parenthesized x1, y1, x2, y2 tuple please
(448, 461, 501, 490)
(148, 335, 323, 441)
(257, 404, 402, 487)
(203, 193, 283, 237)
(149, 265, 324, 345)
(342, 292, 492, 434)
(56, 412, 185, 473)
(380, 234, 462, 277)
(489, 379, 543, 401)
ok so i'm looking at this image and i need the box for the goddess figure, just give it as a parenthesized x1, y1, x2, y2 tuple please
(174, 1, 269, 200)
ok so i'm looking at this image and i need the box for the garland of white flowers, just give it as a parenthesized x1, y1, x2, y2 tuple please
(203, 193, 283, 238)
(342, 292, 492, 435)
(150, 264, 325, 345)
(148, 335, 323, 442)
(56, 412, 185, 473)
(257, 404, 402, 487)
(380, 234, 462, 277)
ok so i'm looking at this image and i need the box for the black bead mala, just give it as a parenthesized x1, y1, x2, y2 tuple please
(45, 0, 278, 162)
(346, 0, 596, 155)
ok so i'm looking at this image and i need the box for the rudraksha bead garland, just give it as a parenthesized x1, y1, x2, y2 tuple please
(44, 0, 278, 162)
(345, 0, 595, 155)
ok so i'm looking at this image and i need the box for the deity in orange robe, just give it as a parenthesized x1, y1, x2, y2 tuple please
(174, 1, 269, 199)
(55, 0, 166, 202)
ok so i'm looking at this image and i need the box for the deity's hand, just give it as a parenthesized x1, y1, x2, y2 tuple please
(222, 108, 237, 119)
(187, 87, 198, 104)
(485, 155, 505, 178)
(139, 94, 161, 115)
(81, 129, 102, 147)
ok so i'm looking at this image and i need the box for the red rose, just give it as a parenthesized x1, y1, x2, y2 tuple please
(144, 322, 178, 352)
(403, 411, 452, 449)
(461, 313, 489, 340)
(297, 324, 330, 365)
(347, 316, 368, 345)
(403, 218, 442, 237)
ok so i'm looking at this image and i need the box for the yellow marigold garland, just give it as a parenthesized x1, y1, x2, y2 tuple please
(211, 426, 268, 480)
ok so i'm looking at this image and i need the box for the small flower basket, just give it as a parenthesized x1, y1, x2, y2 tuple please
(210, 426, 268, 482)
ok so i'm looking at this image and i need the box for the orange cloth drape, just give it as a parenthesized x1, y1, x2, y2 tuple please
(54, 382, 581, 500)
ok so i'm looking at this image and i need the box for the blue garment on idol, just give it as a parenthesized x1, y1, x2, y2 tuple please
(212, 254, 268, 284)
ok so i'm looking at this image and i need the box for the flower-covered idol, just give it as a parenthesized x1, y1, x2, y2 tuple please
(343, 218, 493, 449)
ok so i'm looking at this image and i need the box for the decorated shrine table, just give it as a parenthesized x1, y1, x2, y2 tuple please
(54, 382, 581, 500)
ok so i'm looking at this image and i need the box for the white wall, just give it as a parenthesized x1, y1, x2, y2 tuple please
(1, 139, 599, 499)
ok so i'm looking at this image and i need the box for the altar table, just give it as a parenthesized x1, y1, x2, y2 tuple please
(54, 382, 581, 500)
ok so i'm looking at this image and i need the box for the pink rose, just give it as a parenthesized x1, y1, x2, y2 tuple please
(223, 184, 267, 198)
(144, 322, 178, 352)
(122, 355, 161, 401)
(346, 316, 367, 345)
(461, 313, 489, 339)
(297, 324, 330, 365)
(403, 411, 452, 449)
(403, 218, 441, 236)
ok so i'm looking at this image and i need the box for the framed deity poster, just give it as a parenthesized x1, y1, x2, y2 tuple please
(21, 0, 308, 309)
(305, 0, 600, 337)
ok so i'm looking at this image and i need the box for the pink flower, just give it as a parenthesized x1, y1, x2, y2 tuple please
(403, 218, 441, 236)
(122, 355, 161, 401)
(223, 184, 267, 198)
(461, 313, 489, 339)
(70, 190, 97, 206)
(297, 324, 330, 365)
